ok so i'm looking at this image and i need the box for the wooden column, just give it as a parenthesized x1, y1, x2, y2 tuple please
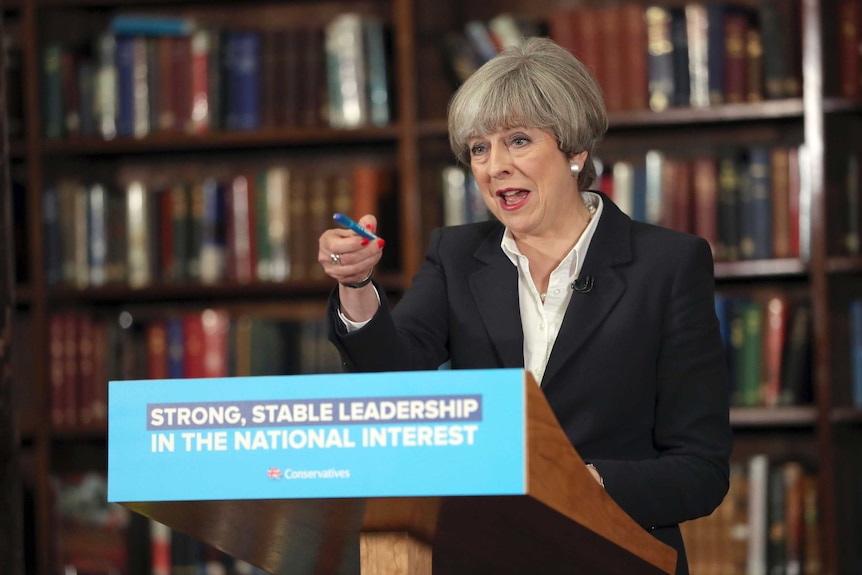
(360, 532, 432, 575)
(0, 3, 24, 573)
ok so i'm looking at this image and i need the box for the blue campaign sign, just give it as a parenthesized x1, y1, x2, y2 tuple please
(108, 369, 528, 502)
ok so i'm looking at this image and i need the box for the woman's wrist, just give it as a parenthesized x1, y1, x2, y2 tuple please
(340, 268, 374, 289)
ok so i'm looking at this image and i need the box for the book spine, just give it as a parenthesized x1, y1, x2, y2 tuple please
(114, 35, 136, 138)
(226, 31, 261, 131)
(42, 42, 65, 139)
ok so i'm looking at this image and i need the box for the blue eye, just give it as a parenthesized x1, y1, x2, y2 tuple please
(470, 144, 487, 156)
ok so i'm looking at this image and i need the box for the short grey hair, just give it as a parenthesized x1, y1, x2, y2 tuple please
(447, 37, 608, 190)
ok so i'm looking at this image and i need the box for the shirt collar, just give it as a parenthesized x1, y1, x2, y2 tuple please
(500, 191, 603, 281)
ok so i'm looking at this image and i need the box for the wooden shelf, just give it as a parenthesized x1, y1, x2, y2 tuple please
(730, 406, 818, 428)
(417, 99, 812, 138)
(714, 258, 808, 280)
(44, 273, 407, 304)
(830, 407, 862, 425)
(826, 256, 862, 274)
(40, 125, 402, 157)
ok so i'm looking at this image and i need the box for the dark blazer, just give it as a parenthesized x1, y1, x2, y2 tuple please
(328, 193, 732, 575)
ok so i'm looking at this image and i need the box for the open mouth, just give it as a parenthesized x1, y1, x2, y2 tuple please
(497, 189, 530, 209)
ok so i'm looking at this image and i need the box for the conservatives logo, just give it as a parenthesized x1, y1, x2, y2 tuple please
(266, 466, 351, 480)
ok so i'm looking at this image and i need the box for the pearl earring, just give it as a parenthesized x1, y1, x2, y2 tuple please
(570, 162, 581, 177)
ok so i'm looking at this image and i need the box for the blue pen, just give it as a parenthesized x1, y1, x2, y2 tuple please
(333, 212, 379, 241)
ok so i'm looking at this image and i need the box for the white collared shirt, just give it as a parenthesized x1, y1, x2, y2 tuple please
(500, 192, 603, 385)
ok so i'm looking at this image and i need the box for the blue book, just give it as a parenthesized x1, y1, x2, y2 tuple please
(851, 299, 862, 407)
(705, 3, 726, 105)
(114, 35, 136, 137)
(43, 186, 62, 285)
(200, 177, 226, 283)
(225, 31, 261, 131)
(110, 14, 195, 37)
(363, 16, 390, 126)
(748, 146, 773, 260)
(166, 317, 184, 378)
(669, 9, 690, 108)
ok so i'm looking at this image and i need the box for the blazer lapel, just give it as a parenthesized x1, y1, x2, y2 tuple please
(469, 226, 525, 368)
(542, 195, 633, 385)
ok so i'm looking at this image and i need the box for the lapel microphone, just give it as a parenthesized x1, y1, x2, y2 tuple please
(571, 275, 594, 293)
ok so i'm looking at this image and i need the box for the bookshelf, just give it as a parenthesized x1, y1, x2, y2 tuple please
(4, 0, 862, 574)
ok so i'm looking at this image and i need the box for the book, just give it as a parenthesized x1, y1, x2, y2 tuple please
(126, 180, 152, 288)
(225, 30, 261, 131)
(42, 42, 64, 139)
(851, 299, 862, 407)
(723, 9, 749, 104)
(747, 454, 770, 575)
(685, 4, 710, 108)
(109, 14, 195, 37)
(363, 15, 390, 126)
(326, 14, 369, 128)
(53, 472, 131, 575)
(762, 294, 788, 408)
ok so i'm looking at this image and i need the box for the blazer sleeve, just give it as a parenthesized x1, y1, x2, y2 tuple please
(327, 228, 451, 372)
(586, 237, 732, 528)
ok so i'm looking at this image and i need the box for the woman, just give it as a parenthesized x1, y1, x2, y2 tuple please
(317, 37, 731, 575)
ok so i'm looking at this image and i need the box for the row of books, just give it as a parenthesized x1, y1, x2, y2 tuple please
(42, 162, 394, 289)
(680, 457, 820, 575)
(596, 145, 806, 263)
(53, 471, 268, 575)
(41, 12, 390, 140)
(48, 309, 342, 429)
(714, 294, 812, 409)
(549, 2, 801, 113)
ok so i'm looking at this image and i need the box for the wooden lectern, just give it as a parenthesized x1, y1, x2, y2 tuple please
(112, 371, 677, 575)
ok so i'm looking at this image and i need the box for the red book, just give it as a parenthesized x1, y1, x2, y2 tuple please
(548, 9, 580, 57)
(183, 310, 229, 378)
(49, 314, 65, 427)
(840, 0, 859, 98)
(672, 160, 693, 234)
(62, 312, 80, 428)
(182, 313, 206, 379)
(77, 315, 95, 425)
(91, 321, 108, 423)
(574, 9, 604, 98)
(598, 7, 624, 112)
(171, 36, 193, 133)
(201, 309, 229, 378)
(762, 294, 788, 407)
(692, 157, 718, 251)
(150, 521, 171, 575)
(147, 321, 168, 380)
(621, 4, 649, 111)
(723, 11, 749, 104)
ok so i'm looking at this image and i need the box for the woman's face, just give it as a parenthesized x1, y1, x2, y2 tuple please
(468, 126, 587, 239)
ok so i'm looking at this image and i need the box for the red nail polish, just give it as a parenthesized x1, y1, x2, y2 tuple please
(366, 223, 375, 232)
(377, 239, 385, 249)
(361, 238, 369, 246)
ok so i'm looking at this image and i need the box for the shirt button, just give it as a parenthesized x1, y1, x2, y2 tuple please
(539, 322, 545, 330)
(553, 289, 560, 295)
